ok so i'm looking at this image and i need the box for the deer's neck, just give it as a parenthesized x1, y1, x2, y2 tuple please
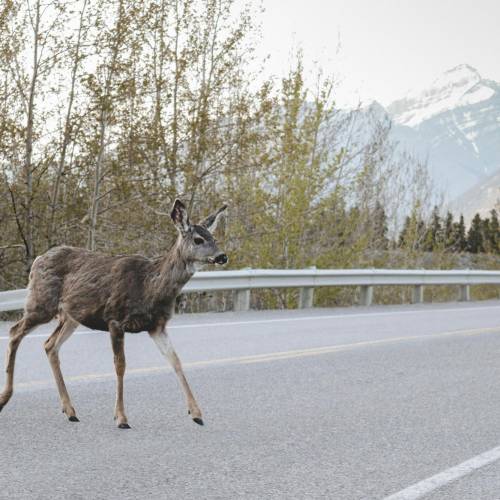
(149, 237, 195, 304)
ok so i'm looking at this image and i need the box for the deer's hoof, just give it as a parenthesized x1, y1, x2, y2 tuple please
(192, 417, 204, 426)
(118, 423, 131, 429)
(0, 392, 12, 411)
(68, 415, 80, 422)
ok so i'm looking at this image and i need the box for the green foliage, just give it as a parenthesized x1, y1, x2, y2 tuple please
(0, 0, 498, 306)
(396, 209, 499, 257)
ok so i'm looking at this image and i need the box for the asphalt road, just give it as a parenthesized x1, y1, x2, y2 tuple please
(1, 300, 500, 499)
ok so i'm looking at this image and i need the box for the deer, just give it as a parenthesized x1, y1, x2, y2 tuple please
(0, 199, 228, 428)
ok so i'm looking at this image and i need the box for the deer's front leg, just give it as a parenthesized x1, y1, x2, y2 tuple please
(109, 321, 130, 429)
(149, 326, 203, 426)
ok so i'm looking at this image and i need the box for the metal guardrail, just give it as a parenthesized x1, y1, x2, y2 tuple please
(0, 289, 29, 313)
(1, 268, 500, 313)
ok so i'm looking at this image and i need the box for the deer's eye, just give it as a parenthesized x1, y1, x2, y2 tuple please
(194, 237, 204, 245)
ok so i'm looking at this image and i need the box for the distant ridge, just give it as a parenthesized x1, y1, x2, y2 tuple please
(451, 170, 500, 222)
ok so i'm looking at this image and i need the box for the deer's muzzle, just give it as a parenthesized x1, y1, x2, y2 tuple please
(214, 253, 228, 265)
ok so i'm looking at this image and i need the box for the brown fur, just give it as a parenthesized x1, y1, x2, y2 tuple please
(0, 200, 227, 428)
(28, 243, 193, 332)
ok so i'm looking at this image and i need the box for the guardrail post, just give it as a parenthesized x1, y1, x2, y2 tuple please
(412, 285, 424, 304)
(298, 266, 315, 308)
(298, 287, 314, 308)
(233, 267, 251, 311)
(359, 285, 373, 306)
(233, 289, 250, 311)
(459, 284, 470, 302)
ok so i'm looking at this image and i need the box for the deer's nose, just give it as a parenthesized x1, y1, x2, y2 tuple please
(214, 253, 228, 265)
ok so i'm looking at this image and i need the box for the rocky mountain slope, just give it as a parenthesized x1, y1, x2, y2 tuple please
(451, 170, 500, 220)
(382, 64, 499, 214)
(319, 65, 498, 220)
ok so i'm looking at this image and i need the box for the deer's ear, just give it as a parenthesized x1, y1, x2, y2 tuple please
(201, 204, 227, 232)
(170, 199, 190, 233)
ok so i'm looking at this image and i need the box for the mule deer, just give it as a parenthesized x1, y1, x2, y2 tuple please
(0, 199, 228, 428)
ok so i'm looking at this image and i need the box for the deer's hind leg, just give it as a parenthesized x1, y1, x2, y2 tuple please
(44, 316, 79, 421)
(0, 312, 48, 412)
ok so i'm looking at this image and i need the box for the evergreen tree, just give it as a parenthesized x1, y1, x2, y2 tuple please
(371, 201, 389, 250)
(423, 206, 442, 251)
(417, 219, 427, 250)
(444, 211, 454, 250)
(481, 217, 492, 253)
(488, 209, 499, 254)
(453, 215, 467, 251)
(467, 213, 484, 253)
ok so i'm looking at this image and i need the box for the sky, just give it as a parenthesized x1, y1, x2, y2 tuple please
(254, 0, 500, 107)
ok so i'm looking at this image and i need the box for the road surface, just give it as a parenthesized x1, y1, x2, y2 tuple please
(1, 300, 500, 499)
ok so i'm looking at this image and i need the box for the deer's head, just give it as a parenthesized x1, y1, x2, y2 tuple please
(171, 199, 228, 266)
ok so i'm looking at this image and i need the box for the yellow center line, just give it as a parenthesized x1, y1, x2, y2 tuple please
(15, 326, 500, 390)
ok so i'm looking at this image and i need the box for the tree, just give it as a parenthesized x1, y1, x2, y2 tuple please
(48, 0, 90, 247)
(0, 0, 455, 298)
(423, 205, 442, 251)
(0, 1, 71, 273)
(467, 213, 484, 253)
(371, 201, 389, 250)
(487, 209, 499, 254)
(84, 0, 140, 250)
(398, 207, 426, 252)
(443, 211, 454, 250)
(398, 216, 411, 248)
(452, 215, 467, 252)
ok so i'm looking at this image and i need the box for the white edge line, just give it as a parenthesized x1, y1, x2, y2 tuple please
(1, 304, 500, 340)
(384, 445, 500, 499)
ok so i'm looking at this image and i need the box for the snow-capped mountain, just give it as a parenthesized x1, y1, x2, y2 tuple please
(385, 64, 500, 203)
(388, 65, 495, 127)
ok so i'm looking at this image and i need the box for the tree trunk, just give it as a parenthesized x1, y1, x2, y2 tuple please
(87, 0, 124, 251)
(23, 0, 41, 273)
(49, 0, 88, 248)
